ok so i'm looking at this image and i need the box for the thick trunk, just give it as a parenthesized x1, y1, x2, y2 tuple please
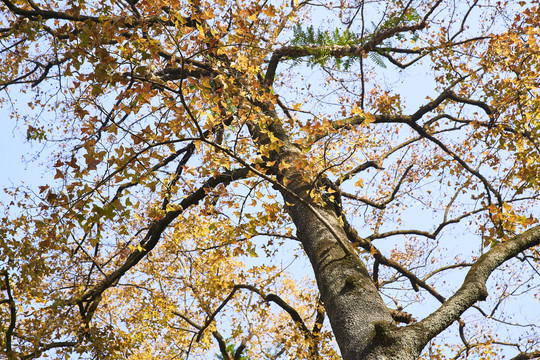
(258, 120, 405, 358)
(283, 197, 395, 359)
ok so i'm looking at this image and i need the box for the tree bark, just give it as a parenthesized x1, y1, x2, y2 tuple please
(272, 137, 395, 358)
(284, 199, 396, 359)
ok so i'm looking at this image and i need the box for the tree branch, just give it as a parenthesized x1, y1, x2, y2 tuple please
(1, 0, 198, 27)
(413, 224, 540, 347)
(212, 330, 232, 360)
(1, 271, 16, 358)
(511, 350, 540, 360)
(68, 167, 250, 305)
(194, 283, 320, 356)
(20, 341, 79, 360)
(342, 221, 446, 303)
(264, 22, 426, 86)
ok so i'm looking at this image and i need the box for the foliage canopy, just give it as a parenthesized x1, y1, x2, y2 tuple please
(1, 0, 540, 359)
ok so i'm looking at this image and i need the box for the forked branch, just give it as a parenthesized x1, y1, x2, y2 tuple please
(413, 224, 540, 347)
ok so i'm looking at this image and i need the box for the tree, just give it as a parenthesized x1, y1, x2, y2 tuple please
(1, 0, 539, 358)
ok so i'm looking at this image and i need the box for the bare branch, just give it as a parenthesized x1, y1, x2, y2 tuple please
(341, 164, 412, 210)
(412, 225, 540, 347)
(342, 221, 446, 303)
(422, 263, 474, 281)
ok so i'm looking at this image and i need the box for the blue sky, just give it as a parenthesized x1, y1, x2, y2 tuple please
(0, 112, 29, 189)
(0, 2, 538, 358)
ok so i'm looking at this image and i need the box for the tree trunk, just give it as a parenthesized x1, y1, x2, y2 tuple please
(263, 119, 415, 358)
(282, 194, 396, 359)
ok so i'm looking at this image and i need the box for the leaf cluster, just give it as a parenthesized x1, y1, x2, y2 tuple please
(291, 24, 360, 48)
(289, 7, 421, 70)
(290, 24, 362, 69)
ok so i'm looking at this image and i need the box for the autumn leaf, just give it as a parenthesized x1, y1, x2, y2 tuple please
(1, 1, 540, 360)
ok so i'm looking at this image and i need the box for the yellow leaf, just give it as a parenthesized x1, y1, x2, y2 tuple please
(351, 104, 364, 116)
(354, 178, 364, 188)
(262, 5, 277, 17)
